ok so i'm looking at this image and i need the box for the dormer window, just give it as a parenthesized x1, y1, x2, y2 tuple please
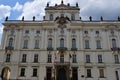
(50, 14, 53, 21)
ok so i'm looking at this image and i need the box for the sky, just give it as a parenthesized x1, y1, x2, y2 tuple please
(0, 0, 120, 44)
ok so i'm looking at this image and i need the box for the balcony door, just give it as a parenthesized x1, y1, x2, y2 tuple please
(57, 68, 67, 80)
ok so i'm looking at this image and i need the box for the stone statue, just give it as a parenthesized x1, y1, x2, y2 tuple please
(5, 16, 8, 21)
(100, 16, 103, 21)
(22, 16, 24, 21)
(89, 16, 92, 21)
(33, 16, 35, 21)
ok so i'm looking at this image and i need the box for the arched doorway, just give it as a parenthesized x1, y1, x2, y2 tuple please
(1, 67, 11, 80)
(57, 68, 67, 80)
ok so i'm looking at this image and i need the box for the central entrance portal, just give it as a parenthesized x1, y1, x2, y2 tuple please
(57, 68, 67, 80)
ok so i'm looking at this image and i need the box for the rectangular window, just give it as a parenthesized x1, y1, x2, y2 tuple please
(99, 69, 104, 78)
(87, 69, 91, 77)
(60, 55, 64, 63)
(96, 40, 101, 49)
(22, 54, 27, 62)
(85, 40, 90, 49)
(23, 40, 28, 49)
(6, 54, 11, 62)
(20, 68, 25, 76)
(98, 55, 103, 63)
(86, 55, 90, 63)
(72, 54, 77, 63)
(33, 68, 37, 77)
(48, 54, 52, 63)
(25, 30, 29, 34)
(114, 55, 119, 63)
(115, 71, 119, 80)
(72, 39, 76, 48)
(48, 39, 52, 48)
(36, 30, 40, 34)
(35, 40, 39, 49)
(34, 54, 38, 63)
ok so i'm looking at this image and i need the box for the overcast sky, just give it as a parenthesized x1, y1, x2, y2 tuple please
(0, 0, 120, 44)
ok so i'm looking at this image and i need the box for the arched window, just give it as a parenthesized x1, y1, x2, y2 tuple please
(48, 38, 52, 48)
(50, 14, 53, 21)
(112, 39, 117, 48)
(8, 38, 13, 47)
(60, 38, 64, 47)
(71, 14, 75, 20)
(72, 39, 76, 48)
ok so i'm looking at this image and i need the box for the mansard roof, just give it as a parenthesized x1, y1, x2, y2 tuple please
(45, 2, 80, 10)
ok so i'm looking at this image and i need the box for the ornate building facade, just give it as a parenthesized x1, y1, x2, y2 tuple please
(0, 1, 120, 80)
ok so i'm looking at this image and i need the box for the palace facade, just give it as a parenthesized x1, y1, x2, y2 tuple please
(0, 1, 120, 80)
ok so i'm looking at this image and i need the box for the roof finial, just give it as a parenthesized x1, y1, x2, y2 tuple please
(61, 0, 64, 4)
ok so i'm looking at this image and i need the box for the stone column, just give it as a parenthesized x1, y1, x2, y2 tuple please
(1, 29, 7, 49)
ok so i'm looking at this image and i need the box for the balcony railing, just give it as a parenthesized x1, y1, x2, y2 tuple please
(71, 47, 77, 51)
(57, 47, 67, 51)
(47, 47, 53, 50)
(5, 46, 14, 50)
(111, 47, 120, 51)
(54, 61, 70, 66)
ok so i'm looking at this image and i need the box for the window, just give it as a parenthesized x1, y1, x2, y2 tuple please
(36, 30, 40, 34)
(72, 54, 77, 63)
(50, 14, 53, 20)
(96, 31, 99, 34)
(98, 55, 103, 63)
(33, 68, 37, 77)
(34, 54, 38, 63)
(6, 54, 11, 62)
(8, 38, 13, 47)
(84, 31, 88, 34)
(112, 39, 117, 48)
(96, 40, 101, 49)
(87, 69, 91, 77)
(60, 55, 64, 63)
(71, 14, 75, 20)
(48, 38, 52, 48)
(115, 71, 119, 80)
(25, 30, 29, 34)
(22, 54, 27, 62)
(60, 38, 64, 47)
(114, 55, 119, 63)
(61, 14, 64, 17)
(86, 55, 90, 63)
(85, 40, 90, 49)
(48, 54, 52, 63)
(111, 30, 114, 35)
(72, 39, 76, 48)
(99, 69, 104, 78)
(11, 30, 15, 35)
(23, 40, 28, 49)
(20, 68, 25, 76)
(35, 40, 39, 49)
